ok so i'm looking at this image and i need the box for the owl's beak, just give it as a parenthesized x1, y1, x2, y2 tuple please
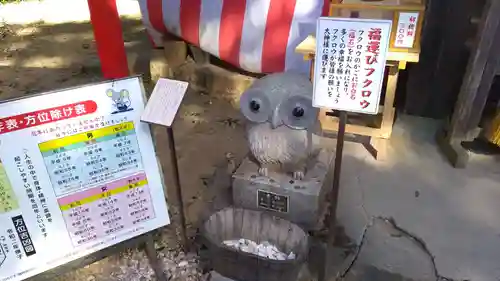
(271, 111, 282, 129)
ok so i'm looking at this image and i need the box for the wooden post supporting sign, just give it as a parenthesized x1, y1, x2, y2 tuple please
(166, 126, 189, 250)
(141, 78, 190, 251)
(318, 110, 347, 281)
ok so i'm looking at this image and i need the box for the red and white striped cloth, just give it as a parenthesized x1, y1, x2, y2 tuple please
(139, 0, 329, 74)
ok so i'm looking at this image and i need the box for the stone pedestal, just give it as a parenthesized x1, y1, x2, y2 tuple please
(232, 149, 334, 231)
(210, 271, 237, 281)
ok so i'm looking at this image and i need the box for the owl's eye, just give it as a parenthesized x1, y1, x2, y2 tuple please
(250, 100, 261, 112)
(292, 107, 304, 118)
(279, 96, 318, 130)
(240, 90, 270, 123)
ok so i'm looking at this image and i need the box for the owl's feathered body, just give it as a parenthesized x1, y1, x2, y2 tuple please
(247, 122, 321, 173)
(240, 73, 322, 179)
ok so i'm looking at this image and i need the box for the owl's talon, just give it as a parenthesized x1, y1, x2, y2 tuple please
(258, 167, 269, 177)
(293, 171, 305, 180)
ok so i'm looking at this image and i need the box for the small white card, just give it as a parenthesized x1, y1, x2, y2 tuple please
(394, 12, 419, 48)
(141, 78, 189, 127)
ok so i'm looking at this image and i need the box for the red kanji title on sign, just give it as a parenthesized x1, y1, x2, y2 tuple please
(0, 100, 97, 135)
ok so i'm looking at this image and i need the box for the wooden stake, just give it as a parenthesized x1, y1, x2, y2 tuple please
(167, 127, 188, 251)
(144, 233, 167, 281)
(320, 111, 347, 281)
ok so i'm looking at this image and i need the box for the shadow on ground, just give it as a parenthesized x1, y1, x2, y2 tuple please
(0, 18, 147, 98)
(1, 17, 250, 281)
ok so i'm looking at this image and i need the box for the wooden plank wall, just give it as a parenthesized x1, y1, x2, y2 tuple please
(449, 0, 500, 140)
(404, 0, 485, 119)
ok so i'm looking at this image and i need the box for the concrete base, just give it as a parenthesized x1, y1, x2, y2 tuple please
(210, 271, 237, 281)
(156, 44, 255, 107)
(232, 150, 334, 231)
(210, 265, 314, 281)
(188, 64, 255, 106)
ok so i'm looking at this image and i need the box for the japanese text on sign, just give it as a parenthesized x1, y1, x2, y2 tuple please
(394, 12, 419, 48)
(0, 101, 97, 135)
(313, 17, 392, 114)
(0, 77, 169, 281)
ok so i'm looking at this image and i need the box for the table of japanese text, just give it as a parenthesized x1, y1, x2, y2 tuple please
(38, 122, 155, 246)
(314, 18, 391, 114)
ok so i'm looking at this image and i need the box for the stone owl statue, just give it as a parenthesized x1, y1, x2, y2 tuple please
(240, 73, 322, 180)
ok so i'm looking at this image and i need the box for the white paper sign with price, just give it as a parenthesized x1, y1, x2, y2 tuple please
(394, 12, 419, 48)
(313, 17, 392, 114)
(0, 76, 170, 281)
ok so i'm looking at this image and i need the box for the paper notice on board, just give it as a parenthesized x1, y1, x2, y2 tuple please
(141, 78, 189, 127)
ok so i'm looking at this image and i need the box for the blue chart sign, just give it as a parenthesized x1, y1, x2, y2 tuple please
(0, 77, 169, 281)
